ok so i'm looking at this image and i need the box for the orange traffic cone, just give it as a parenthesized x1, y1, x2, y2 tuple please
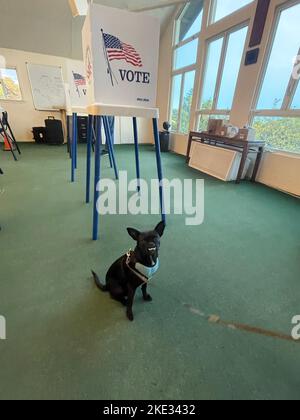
(3, 135, 13, 151)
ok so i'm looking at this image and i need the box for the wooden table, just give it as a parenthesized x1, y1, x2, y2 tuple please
(186, 131, 265, 184)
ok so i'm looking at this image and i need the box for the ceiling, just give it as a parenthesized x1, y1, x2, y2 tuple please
(92, 0, 180, 30)
(0, 0, 182, 59)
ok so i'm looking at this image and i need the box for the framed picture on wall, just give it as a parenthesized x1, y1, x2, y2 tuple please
(0, 67, 23, 101)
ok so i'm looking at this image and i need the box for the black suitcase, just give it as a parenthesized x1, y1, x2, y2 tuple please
(78, 116, 88, 144)
(45, 117, 64, 145)
(32, 127, 47, 144)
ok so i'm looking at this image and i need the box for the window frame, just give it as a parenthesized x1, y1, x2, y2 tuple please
(249, 0, 300, 154)
(173, 37, 199, 73)
(252, 0, 300, 118)
(174, 2, 203, 48)
(169, 3, 204, 134)
(170, 69, 196, 133)
(0, 66, 23, 102)
(170, 73, 183, 133)
(195, 21, 249, 128)
(209, 0, 254, 24)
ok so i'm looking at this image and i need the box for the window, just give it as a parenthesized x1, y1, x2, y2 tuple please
(200, 37, 223, 109)
(257, 3, 300, 110)
(174, 39, 199, 71)
(252, 2, 300, 153)
(217, 26, 248, 109)
(0, 68, 22, 101)
(175, 0, 204, 44)
(197, 24, 248, 125)
(198, 114, 229, 132)
(171, 71, 196, 133)
(170, 2, 204, 133)
(170, 74, 182, 131)
(253, 117, 300, 153)
(180, 71, 196, 133)
(211, 0, 253, 23)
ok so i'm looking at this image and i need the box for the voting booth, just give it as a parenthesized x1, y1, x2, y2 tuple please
(82, 3, 160, 111)
(82, 4, 165, 240)
(66, 60, 87, 181)
(65, 57, 119, 192)
(66, 59, 88, 110)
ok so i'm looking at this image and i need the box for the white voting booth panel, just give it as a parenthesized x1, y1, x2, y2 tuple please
(65, 60, 136, 145)
(80, 4, 164, 240)
(82, 3, 160, 114)
(66, 59, 88, 111)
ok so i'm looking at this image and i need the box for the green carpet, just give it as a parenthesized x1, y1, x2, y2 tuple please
(0, 144, 299, 400)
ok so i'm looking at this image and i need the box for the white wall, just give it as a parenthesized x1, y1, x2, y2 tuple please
(0, 0, 82, 59)
(156, 0, 300, 197)
(0, 48, 67, 141)
(0, 47, 152, 143)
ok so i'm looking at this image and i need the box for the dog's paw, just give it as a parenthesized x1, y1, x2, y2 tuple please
(143, 294, 153, 302)
(127, 311, 134, 322)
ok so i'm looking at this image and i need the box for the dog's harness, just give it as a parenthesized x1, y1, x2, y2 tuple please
(125, 250, 160, 284)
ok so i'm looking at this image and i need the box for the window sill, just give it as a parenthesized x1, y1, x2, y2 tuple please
(265, 147, 300, 158)
(0, 99, 24, 103)
(170, 131, 189, 136)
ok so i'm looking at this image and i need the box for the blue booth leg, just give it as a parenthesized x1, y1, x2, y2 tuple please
(86, 115, 93, 204)
(67, 115, 71, 158)
(133, 117, 141, 193)
(152, 118, 166, 224)
(103, 116, 119, 180)
(102, 117, 113, 169)
(74, 113, 78, 170)
(107, 139, 114, 169)
(71, 113, 77, 182)
(92, 116, 102, 241)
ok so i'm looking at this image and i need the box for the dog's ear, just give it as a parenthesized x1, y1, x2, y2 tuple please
(154, 221, 165, 237)
(127, 228, 141, 241)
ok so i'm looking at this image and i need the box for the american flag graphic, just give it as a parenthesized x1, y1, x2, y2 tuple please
(73, 72, 86, 87)
(103, 33, 143, 68)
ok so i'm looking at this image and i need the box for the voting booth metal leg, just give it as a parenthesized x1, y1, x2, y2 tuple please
(108, 141, 114, 169)
(103, 116, 119, 180)
(102, 117, 113, 169)
(9, 124, 21, 155)
(133, 117, 141, 193)
(91, 123, 96, 153)
(71, 113, 77, 182)
(93, 116, 102, 241)
(74, 114, 78, 170)
(152, 118, 166, 225)
(0, 117, 17, 161)
(107, 140, 113, 169)
(67, 115, 71, 158)
(86, 115, 93, 204)
(6, 120, 21, 155)
(1, 112, 21, 156)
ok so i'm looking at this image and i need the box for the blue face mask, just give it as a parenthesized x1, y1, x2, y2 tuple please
(135, 259, 160, 280)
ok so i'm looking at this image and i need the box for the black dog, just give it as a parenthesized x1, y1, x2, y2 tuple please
(92, 221, 165, 321)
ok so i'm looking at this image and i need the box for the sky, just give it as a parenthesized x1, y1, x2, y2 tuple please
(172, 0, 300, 115)
(257, 3, 300, 110)
(0, 68, 19, 84)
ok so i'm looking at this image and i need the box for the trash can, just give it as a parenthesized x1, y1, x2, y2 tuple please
(159, 131, 170, 152)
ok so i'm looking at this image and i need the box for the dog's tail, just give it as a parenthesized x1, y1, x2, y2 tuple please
(91, 270, 108, 292)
